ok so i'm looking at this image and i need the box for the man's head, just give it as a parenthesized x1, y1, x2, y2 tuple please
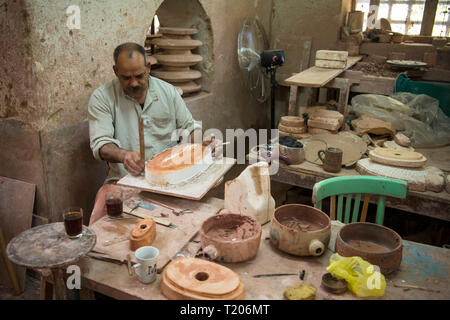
(113, 43, 151, 103)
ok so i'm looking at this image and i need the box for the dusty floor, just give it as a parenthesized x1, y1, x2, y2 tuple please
(0, 275, 40, 300)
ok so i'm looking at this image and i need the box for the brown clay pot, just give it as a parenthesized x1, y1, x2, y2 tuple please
(270, 204, 331, 256)
(200, 213, 262, 263)
(335, 222, 402, 275)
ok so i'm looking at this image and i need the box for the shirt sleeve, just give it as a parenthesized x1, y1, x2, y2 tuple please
(88, 88, 122, 161)
(173, 87, 195, 135)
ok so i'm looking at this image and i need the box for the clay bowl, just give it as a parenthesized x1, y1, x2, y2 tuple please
(277, 143, 305, 165)
(270, 204, 331, 257)
(335, 222, 403, 275)
(200, 213, 262, 263)
(321, 273, 347, 294)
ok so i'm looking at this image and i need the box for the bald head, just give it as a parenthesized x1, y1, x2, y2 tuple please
(113, 43, 151, 104)
(113, 42, 147, 66)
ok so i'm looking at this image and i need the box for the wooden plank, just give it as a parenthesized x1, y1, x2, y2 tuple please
(421, 0, 439, 36)
(299, 37, 312, 72)
(285, 56, 362, 88)
(341, 73, 396, 95)
(288, 85, 299, 116)
(89, 193, 222, 272)
(117, 158, 236, 200)
(0, 176, 35, 293)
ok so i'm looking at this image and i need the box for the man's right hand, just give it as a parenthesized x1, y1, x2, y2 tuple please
(122, 151, 145, 176)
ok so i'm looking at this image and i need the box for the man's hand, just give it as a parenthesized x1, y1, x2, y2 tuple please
(122, 151, 145, 176)
(202, 135, 223, 159)
(99, 144, 145, 176)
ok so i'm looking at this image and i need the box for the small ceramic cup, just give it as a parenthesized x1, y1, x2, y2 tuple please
(132, 246, 159, 284)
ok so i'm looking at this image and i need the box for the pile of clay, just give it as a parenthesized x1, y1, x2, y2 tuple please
(205, 215, 259, 241)
(279, 136, 303, 148)
(279, 216, 322, 232)
(347, 239, 391, 253)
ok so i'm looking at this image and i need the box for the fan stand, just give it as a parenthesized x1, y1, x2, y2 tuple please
(265, 65, 279, 133)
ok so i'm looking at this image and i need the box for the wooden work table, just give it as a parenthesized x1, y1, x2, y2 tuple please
(271, 155, 450, 222)
(76, 195, 450, 300)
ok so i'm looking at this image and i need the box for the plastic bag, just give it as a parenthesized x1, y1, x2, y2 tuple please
(351, 93, 450, 147)
(327, 253, 386, 297)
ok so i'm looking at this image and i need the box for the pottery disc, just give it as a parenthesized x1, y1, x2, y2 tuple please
(373, 148, 423, 160)
(303, 132, 367, 166)
(165, 258, 240, 296)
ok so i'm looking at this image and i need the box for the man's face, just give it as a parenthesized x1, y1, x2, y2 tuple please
(114, 51, 150, 102)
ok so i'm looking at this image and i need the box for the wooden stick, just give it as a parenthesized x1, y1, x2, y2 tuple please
(393, 283, 440, 293)
(0, 227, 21, 295)
(360, 194, 371, 222)
(139, 118, 145, 161)
(330, 196, 336, 221)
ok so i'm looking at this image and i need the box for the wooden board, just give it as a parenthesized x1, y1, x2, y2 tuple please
(315, 50, 348, 61)
(89, 193, 222, 272)
(0, 176, 35, 292)
(117, 158, 236, 200)
(284, 56, 362, 87)
(315, 59, 346, 69)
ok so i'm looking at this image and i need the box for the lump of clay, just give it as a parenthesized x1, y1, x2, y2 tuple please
(394, 132, 411, 147)
(352, 114, 396, 136)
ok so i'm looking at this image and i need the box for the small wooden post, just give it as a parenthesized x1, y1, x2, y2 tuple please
(0, 227, 21, 295)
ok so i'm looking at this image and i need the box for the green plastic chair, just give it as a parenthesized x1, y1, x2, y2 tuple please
(312, 176, 408, 225)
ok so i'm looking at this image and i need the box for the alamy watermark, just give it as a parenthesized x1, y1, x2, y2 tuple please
(66, 5, 81, 30)
(170, 122, 281, 175)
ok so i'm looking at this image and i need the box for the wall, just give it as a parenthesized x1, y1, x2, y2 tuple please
(0, 0, 272, 222)
(0, 0, 351, 221)
(270, 0, 352, 122)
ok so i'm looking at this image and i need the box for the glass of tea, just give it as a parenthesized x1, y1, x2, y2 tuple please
(63, 207, 83, 239)
(105, 190, 123, 219)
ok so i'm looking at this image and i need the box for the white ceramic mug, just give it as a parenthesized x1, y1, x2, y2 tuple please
(132, 246, 159, 284)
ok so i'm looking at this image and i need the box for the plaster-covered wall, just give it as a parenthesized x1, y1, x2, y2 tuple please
(1, 0, 271, 133)
(271, 0, 351, 76)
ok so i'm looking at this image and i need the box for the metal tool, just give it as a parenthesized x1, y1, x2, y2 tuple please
(253, 273, 298, 278)
(141, 199, 193, 216)
(124, 208, 179, 229)
(87, 253, 127, 265)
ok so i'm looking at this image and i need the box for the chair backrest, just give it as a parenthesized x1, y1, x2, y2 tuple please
(312, 176, 407, 225)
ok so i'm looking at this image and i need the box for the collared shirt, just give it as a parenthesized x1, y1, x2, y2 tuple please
(88, 76, 196, 183)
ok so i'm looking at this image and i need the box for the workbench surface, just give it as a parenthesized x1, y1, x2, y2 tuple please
(77, 196, 450, 300)
(271, 151, 450, 222)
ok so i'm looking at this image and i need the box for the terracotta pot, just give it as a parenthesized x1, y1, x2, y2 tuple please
(270, 204, 331, 256)
(335, 222, 402, 275)
(200, 213, 262, 263)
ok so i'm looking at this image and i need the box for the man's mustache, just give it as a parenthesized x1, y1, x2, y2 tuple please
(127, 86, 144, 93)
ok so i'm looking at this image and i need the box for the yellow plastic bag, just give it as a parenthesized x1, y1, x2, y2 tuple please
(327, 253, 386, 297)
